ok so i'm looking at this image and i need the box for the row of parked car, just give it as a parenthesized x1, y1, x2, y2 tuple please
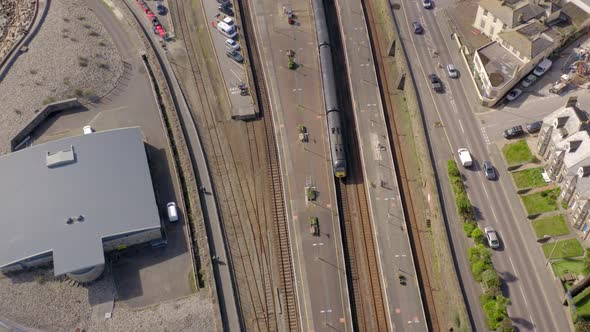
(506, 59, 553, 102)
(214, 1, 245, 64)
(503, 120, 543, 139)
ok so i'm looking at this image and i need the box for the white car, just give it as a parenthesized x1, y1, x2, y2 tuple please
(506, 88, 522, 101)
(446, 64, 458, 78)
(521, 74, 537, 88)
(222, 16, 235, 26)
(484, 227, 500, 249)
(457, 148, 472, 167)
(225, 38, 240, 51)
(83, 125, 93, 135)
(533, 59, 552, 76)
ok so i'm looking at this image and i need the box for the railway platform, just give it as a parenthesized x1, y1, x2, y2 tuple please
(334, 0, 428, 330)
(247, 0, 353, 330)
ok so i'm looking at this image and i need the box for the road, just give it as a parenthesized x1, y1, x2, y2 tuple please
(120, 0, 241, 330)
(390, 0, 571, 330)
(248, 0, 353, 330)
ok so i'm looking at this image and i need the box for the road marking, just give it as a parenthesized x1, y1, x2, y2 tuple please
(230, 69, 241, 81)
(458, 119, 465, 133)
(449, 98, 458, 114)
(480, 127, 491, 145)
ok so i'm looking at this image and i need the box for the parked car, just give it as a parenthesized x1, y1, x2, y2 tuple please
(458, 148, 472, 167)
(156, 1, 166, 15)
(422, 0, 433, 9)
(483, 161, 496, 180)
(226, 49, 244, 63)
(506, 88, 522, 101)
(217, 0, 231, 5)
(484, 227, 500, 249)
(83, 125, 93, 135)
(225, 38, 240, 51)
(446, 64, 458, 78)
(430, 73, 442, 92)
(219, 4, 234, 16)
(223, 16, 235, 26)
(152, 17, 160, 27)
(503, 125, 524, 139)
(533, 59, 552, 76)
(521, 74, 537, 88)
(412, 22, 424, 34)
(526, 121, 543, 133)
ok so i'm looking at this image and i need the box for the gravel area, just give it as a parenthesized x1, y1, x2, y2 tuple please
(0, 267, 215, 332)
(0, 0, 123, 154)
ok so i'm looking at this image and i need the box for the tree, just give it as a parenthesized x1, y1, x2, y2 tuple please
(468, 244, 491, 265)
(471, 261, 489, 281)
(471, 227, 485, 245)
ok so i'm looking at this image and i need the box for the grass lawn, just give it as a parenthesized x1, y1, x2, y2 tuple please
(552, 258, 588, 278)
(532, 215, 570, 238)
(512, 167, 546, 189)
(521, 188, 561, 215)
(502, 140, 535, 165)
(542, 238, 585, 259)
(575, 286, 590, 320)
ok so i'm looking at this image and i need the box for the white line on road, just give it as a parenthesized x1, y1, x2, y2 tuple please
(230, 69, 241, 81)
(449, 98, 458, 114)
(458, 119, 465, 133)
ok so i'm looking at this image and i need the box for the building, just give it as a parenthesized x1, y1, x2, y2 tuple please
(473, 19, 562, 101)
(0, 127, 162, 282)
(473, 0, 547, 40)
(536, 97, 590, 238)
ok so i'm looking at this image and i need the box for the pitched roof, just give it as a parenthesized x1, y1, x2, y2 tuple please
(480, 0, 546, 28)
(498, 20, 556, 59)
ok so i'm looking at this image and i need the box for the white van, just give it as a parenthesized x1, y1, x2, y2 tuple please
(533, 59, 552, 76)
(217, 21, 237, 39)
(457, 148, 473, 167)
(166, 202, 178, 222)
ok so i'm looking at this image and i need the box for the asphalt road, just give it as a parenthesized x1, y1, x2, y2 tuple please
(391, 0, 571, 330)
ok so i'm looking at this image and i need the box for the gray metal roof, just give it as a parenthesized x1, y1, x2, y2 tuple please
(0, 127, 161, 275)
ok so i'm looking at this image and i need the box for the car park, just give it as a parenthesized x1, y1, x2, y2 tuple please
(521, 74, 537, 88)
(219, 4, 234, 16)
(533, 59, 552, 76)
(483, 161, 496, 180)
(446, 64, 458, 78)
(422, 0, 433, 9)
(526, 121, 543, 133)
(156, 1, 166, 15)
(226, 49, 244, 63)
(225, 38, 240, 51)
(458, 148, 472, 167)
(484, 227, 500, 249)
(503, 125, 524, 139)
(412, 22, 423, 34)
(506, 88, 522, 101)
(430, 73, 442, 92)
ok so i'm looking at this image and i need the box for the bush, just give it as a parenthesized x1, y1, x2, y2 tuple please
(482, 269, 501, 289)
(471, 227, 485, 245)
(471, 261, 490, 281)
(463, 222, 477, 237)
(482, 295, 510, 329)
(447, 160, 460, 178)
(457, 194, 473, 219)
(469, 244, 491, 264)
(576, 319, 590, 332)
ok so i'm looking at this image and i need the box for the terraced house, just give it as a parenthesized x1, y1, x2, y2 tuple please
(536, 97, 590, 238)
(471, 0, 589, 105)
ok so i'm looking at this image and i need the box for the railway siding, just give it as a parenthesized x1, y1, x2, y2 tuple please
(333, 0, 429, 330)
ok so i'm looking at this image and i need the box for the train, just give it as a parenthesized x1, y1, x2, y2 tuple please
(311, 0, 347, 178)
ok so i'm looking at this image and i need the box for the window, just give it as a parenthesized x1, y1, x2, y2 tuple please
(480, 19, 486, 29)
(489, 27, 495, 36)
(483, 9, 488, 16)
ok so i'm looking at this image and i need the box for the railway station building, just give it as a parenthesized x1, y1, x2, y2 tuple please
(0, 127, 162, 282)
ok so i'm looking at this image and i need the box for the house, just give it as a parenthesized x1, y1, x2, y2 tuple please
(473, 20, 562, 100)
(536, 97, 590, 238)
(473, 0, 547, 40)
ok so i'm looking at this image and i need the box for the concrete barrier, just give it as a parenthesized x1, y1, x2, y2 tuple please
(10, 98, 82, 151)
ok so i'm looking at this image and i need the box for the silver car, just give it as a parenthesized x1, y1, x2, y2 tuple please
(446, 64, 458, 78)
(484, 227, 500, 249)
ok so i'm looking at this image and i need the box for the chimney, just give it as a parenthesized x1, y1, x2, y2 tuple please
(566, 96, 578, 108)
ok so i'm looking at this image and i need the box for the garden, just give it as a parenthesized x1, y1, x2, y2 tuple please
(532, 215, 570, 238)
(511, 167, 546, 189)
(542, 238, 584, 260)
(502, 139, 535, 166)
(521, 188, 561, 215)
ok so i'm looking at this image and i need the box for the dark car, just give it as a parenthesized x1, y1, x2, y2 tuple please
(226, 49, 244, 63)
(430, 74, 442, 92)
(526, 121, 543, 133)
(423, 0, 433, 8)
(156, 1, 166, 15)
(412, 22, 424, 34)
(503, 125, 524, 139)
(152, 17, 161, 27)
(483, 161, 496, 180)
(219, 4, 234, 16)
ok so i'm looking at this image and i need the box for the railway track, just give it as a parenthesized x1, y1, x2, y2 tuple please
(361, 0, 439, 329)
(238, 0, 300, 329)
(171, 1, 281, 330)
